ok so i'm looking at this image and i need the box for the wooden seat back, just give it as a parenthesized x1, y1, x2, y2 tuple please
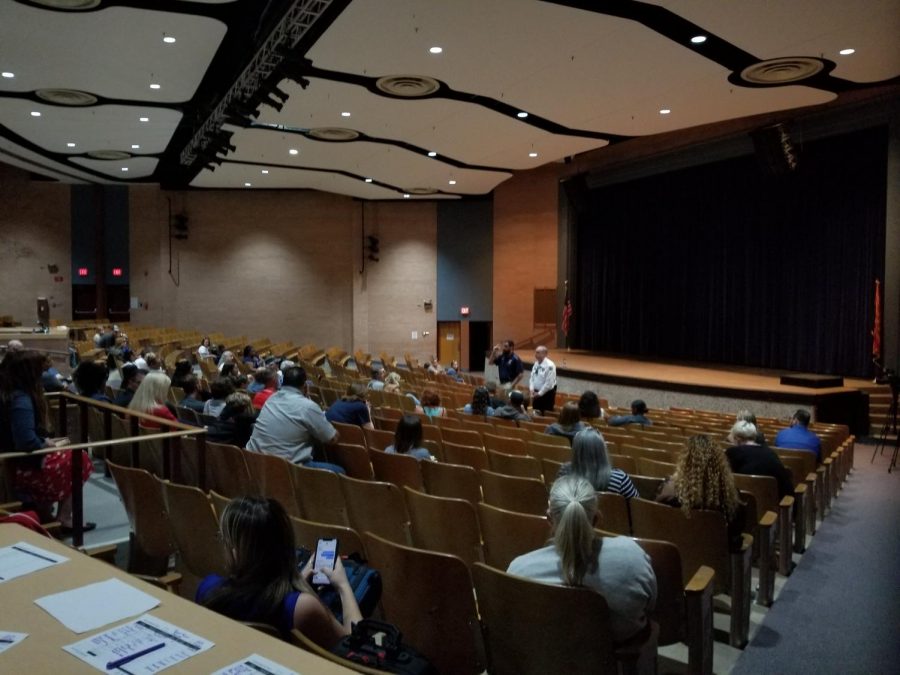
(404, 487, 483, 566)
(340, 474, 411, 545)
(609, 453, 637, 475)
(206, 441, 254, 497)
(161, 479, 227, 577)
(369, 449, 425, 491)
(442, 442, 490, 472)
(487, 449, 543, 480)
(421, 461, 482, 507)
(483, 433, 527, 456)
(526, 440, 571, 463)
(631, 475, 666, 500)
(596, 491, 631, 535)
(327, 443, 374, 480)
(531, 432, 571, 447)
(287, 463, 348, 526)
(477, 502, 551, 570)
(635, 457, 677, 478)
(364, 533, 485, 675)
(363, 427, 394, 451)
(331, 421, 366, 447)
(472, 562, 617, 675)
(290, 516, 366, 559)
(480, 470, 548, 516)
(441, 427, 484, 448)
(242, 451, 301, 517)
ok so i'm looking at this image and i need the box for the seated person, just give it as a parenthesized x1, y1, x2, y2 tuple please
(492, 390, 531, 422)
(446, 359, 463, 381)
(417, 389, 448, 419)
(462, 386, 494, 417)
(726, 421, 794, 499)
(385, 414, 435, 462)
(247, 366, 271, 395)
(382, 371, 403, 394)
(557, 428, 638, 499)
(735, 409, 767, 445)
(426, 357, 444, 375)
(128, 371, 178, 428)
(218, 350, 236, 372)
(73, 360, 111, 402)
(170, 359, 194, 390)
(197, 336, 213, 358)
(656, 434, 746, 550)
(368, 367, 386, 391)
(114, 364, 145, 407)
(774, 409, 822, 462)
(607, 399, 652, 427)
(507, 476, 657, 643)
(179, 375, 207, 413)
(242, 345, 262, 368)
(326, 382, 373, 429)
(41, 355, 65, 393)
(203, 377, 235, 418)
(578, 390, 603, 424)
(485, 380, 505, 410)
(207, 391, 257, 448)
(197, 497, 362, 647)
(251, 368, 279, 409)
(544, 402, 586, 443)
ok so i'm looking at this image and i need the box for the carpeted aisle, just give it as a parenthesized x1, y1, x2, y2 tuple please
(731, 444, 900, 674)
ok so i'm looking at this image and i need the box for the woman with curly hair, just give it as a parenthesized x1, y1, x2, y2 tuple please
(463, 386, 494, 418)
(655, 434, 746, 549)
(417, 388, 448, 419)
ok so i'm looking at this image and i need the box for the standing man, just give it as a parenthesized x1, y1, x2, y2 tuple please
(246, 366, 344, 473)
(529, 345, 557, 414)
(489, 340, 524, 389)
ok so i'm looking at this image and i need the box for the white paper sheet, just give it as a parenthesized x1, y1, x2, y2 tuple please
(211, 653, 300, 675)
(35, 578, 160, 633)
(0, 631, 28, 654)
(0, 541, 68, 583)
(64, 614, 213, 673)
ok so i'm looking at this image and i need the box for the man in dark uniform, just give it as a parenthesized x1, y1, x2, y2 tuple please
(489, 340, 524, 389)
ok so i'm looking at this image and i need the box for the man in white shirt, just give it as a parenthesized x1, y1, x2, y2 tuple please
(529, 345, 558, 414)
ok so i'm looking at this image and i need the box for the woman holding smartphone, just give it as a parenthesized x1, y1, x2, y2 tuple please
(197, 497, 362, 647)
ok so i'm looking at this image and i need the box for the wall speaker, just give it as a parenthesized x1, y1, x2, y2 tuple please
(751, 123, 799, 176)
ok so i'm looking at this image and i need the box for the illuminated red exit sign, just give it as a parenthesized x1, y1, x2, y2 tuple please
(77, 267, 89, 277)
(460, 306, 470, 316)
(112, 267, 123, 277)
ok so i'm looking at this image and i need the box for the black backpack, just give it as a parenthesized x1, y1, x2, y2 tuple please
(332, 619, 437, 674)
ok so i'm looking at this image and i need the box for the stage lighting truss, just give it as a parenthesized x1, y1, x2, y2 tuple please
(180, 0, 336, 167)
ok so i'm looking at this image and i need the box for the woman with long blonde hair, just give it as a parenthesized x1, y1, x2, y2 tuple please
(128, 371, 177, 428)
(507, 476, 657, 642)
(656, 434, 746, 548)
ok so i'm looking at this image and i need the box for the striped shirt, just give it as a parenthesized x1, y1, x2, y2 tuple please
(556, 464, 639, 499)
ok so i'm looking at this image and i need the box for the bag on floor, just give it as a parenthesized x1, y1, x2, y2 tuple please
(298, 549, 382, 622)
(332, 619, 436, 674)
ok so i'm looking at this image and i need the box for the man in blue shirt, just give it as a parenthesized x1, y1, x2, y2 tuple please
(608, 399, 653, 427)
(774, 409, 822, 462)
(489, 340, 524, 388)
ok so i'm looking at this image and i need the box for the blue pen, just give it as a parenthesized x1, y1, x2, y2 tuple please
(105, 642, 166, 670)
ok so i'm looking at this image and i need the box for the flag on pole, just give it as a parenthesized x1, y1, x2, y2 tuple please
(562, 285, 573, 337)
(872, 278, 882, 359)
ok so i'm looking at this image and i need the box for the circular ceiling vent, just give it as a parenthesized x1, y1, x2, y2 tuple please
(29, 0, 101, 9)
(376, 75, 441, 98)
(36, 88, 98, 106)
(405, 187, 437, 195)
(740, 57, 825, 84)
(87, 150, 131, 160)
(307, 127, 360, 142)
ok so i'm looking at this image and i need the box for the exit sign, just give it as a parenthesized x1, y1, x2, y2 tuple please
(460, 306, 470, 316)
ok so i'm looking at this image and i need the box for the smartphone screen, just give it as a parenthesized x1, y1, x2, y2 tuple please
(311, 538, 338, 586)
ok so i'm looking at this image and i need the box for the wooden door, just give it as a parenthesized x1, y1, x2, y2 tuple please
(437, 321, 461, 366)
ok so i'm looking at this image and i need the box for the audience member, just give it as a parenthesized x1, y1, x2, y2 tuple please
(129, 371, 178, 428)
(197, 496, 361, 646)
(114, 364, 145, 407)
(489, 340, 524, 388)
(251, 368, 279, 409)
(247, 366, 270, 395)
(5, 339, 25, 355)
(368, 366, 386, 391)
(204, 378, 235, 418)
(197, 336, 212, 358)
(418, 389, 448, 419)
(544, 402, 586, 443)
(463, 386, 494, 417)
(0, 350, 93, 530)
(218, 350, 236, 371)
(493, 390, 531, 422)
(446, 359, 463, 380)
(726, 421, 794, 498)
(557, 428, 638, 499)
(507, 476, 657, 643)
(385, 414, 434, 461)
(40, 355, 65, 393)
(179, 375, 207, 413)
(325, 382, 373, 429)
(246, 367, 342, 472)
(383, 371, 403, 393)
(578, 390, 602, 423)
(735, 409, 767, 445)
(73, 360, 111, 402)
(485, 380, 505, 409)
(656, 434, 746, 550)
(208, 391, 257, 448)
(242, 345, 262, 368)
(774, 409, 822, 462)
(171, 359, 194, 390)
(529, 345, 557, 413)
(426, 357, 444, 375)
(608, 399, 652, 427)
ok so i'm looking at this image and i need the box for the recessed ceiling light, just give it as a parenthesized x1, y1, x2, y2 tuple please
(659, 108, 671, 115)
(1, 72, 14, 79)
(341, 111, 351, 117)
(149, 83, 161, 90)
(403, 194, 410, 198)
(163, 36, 176, 44)
(139, 116, 149, 122)
(528, 152, 538, 158)
(244, 182, 252, 187)
(429, 46, 443, 54)
(427, 151, 437, 157)
(839, 48, 855, 55)
(448, 180, 457, 185)
(364, 178, 373, 183)
(66, 142, 76, 147)
(691, 35, 707, 44)
(517, 112, 528, 118)
(131, 144, 140, 149)
(120, 167, 129, 172)
(30, 111, 41, 117)
(288, 148, 299, 155)
(261, 169, 269, 174)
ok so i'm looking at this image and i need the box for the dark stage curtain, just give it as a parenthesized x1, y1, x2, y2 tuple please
(570, 126, 888, 378)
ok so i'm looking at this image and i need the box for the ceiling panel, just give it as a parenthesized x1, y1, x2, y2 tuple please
(0, 137, 111, 183)
(70, 156, 159, 179)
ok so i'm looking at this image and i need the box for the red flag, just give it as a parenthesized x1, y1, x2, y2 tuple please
(872, 278, 882, 359)
(562, 288, 573, 337)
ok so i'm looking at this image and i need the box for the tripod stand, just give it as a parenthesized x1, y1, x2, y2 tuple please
(871, 381, 900, 473)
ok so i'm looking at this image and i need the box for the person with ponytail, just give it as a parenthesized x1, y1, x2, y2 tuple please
(507, 476, 656, 642)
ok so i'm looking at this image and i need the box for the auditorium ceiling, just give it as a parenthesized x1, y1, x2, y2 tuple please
(0, 0, 898, 199)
